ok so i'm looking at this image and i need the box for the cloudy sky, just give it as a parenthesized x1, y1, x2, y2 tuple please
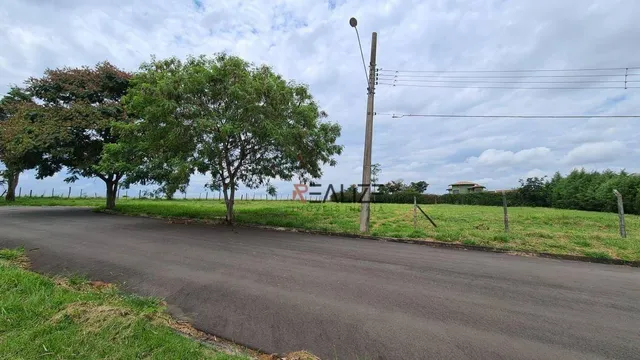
(1, 0, 640, 198)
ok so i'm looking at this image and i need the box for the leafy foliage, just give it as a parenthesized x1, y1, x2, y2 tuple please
(25, 62, 132, 208)
(0, 86, 42, 201)
(120, 54, 342, 221)
(377, 179, 428, 195)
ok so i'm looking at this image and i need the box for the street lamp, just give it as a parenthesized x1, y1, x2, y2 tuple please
(349, 17, 377, 233)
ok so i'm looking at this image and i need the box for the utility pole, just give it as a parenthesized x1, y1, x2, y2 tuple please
(351, 17, 378, 233)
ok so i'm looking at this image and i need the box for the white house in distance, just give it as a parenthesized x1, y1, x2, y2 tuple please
(446, 181, 486, 194)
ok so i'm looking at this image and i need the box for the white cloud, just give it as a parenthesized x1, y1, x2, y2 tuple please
(563, 141, 626, 165)
(2, 0, 640, 196)
(467, 147, 553, 167)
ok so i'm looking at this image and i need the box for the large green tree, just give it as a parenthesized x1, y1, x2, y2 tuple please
(26, 62, 132, 209)
(0, 86, 42, 201)
(119, 54, 342, 221)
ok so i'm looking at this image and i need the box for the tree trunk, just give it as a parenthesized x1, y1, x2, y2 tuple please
(5, 170, 20, 202)
(223, 183, 235, 223)
(105, 179, 118, 210)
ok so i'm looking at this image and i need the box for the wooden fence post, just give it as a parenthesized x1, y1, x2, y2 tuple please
(138, 189, 142, 199)
(18, 187, 21, 197)
(502, 191, 509, 233)
(413, 196, 417, 230)
(29, 189, 33, 197)
(67, 187, 71, 199)
(613, 190, 626, 238)
(206, 192, 208, 200)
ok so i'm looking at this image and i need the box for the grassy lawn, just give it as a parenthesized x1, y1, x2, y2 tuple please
(2, 197, 639, 261)
(0, 247, 248, 360)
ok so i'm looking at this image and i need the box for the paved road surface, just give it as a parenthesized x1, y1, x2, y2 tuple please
(1, 207, 639, 359)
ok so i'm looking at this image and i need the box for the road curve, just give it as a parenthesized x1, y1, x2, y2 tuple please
(1, 206, 639, 359)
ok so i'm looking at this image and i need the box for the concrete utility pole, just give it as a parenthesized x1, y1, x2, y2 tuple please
(351, 17, 378, 233)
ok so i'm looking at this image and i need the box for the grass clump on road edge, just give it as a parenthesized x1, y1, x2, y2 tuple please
(0, 248, 248, 360)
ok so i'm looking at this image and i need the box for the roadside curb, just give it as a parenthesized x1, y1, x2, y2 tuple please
(98, 209, 640, 268)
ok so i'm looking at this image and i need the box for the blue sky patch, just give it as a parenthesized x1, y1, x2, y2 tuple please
(193, 0, 204, 11)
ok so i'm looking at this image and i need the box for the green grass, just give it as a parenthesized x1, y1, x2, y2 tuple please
(2, 197, 640, 261)
(0, 248, 247, 360)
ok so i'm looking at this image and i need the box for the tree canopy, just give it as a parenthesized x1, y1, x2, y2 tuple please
(0, 86, 41, 201)
(117, 54, 342, 220)
(25, 62, 132, 208)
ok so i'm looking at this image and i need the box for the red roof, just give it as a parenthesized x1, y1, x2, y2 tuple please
(449, 181, 477, 186)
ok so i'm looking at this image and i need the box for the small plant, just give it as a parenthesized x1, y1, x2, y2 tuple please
(0, 247, 24, 261)
(68, 273, 89, 287)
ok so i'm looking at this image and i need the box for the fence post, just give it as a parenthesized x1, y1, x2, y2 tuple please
(138, 189, 142, 199)
(67, 187, 71, 199)
(205, 192, 208, 200)
(413, 196, 417, 230)
(18, 187, 22, 197)
(79, 189, 83, 198)
(613, 190, 626, 238)
(29, 189, 32, 197)
(502, 191, 509, 233)
(51, 188, 54, 197)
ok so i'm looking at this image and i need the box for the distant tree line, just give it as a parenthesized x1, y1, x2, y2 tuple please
(331, 169, 640, 214)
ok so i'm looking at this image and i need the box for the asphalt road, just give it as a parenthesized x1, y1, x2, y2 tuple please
(1, 207, 639, 359)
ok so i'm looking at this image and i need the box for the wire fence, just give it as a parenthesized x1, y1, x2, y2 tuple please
(10, 186, 320, 201)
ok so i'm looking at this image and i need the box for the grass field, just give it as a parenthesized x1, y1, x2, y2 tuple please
(2, 197, 639, 261)
(0, 247, 247, 360)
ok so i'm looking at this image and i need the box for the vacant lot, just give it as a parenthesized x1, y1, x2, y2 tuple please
(2, 198, 639, 261)
(0, 247, 247, 360)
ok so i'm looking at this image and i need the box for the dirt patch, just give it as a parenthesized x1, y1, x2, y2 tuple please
(51, 302, 135, 332)
(52, 277, 115, 292)
(283, 351, 321, 360)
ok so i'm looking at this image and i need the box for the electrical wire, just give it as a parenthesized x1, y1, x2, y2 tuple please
(375, 79, 637, 84)
(377, 66, 640, 73)
(376, 113, 640, 119)
(376, 82, 638, 90)
(376, 73, 638, 79)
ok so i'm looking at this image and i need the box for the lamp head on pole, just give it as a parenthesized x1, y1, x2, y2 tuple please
(349, 17, 358, 27)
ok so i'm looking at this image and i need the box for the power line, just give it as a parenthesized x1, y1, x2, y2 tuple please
(375, 79, 638, 84)
(377, 66, 640, 73)
(376, 82, 638, 90)
(376, 113, 640, 119)
(376, 73, 639, 79)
